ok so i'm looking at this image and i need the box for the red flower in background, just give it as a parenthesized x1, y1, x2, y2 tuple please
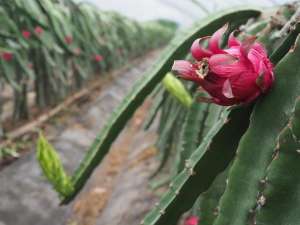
(34, 26, 44, 35)
(22, 30, 31, 39)
(172, 24, 274, 106)
(184, 216, 199, 225)
(94, 54, 103, 62)
(74, 48, 81, 56)
(1, 52, 13, 61)
(64, 35, 73, 45)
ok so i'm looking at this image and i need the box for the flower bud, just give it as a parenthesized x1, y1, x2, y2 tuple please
(94, 54, 103, 62)
(1, 52, 13, 61)
(172, 24, 274, 106)
(22, 30, 31, 39)
(64, 35, 73, 45)
(34, 26, 44, 35)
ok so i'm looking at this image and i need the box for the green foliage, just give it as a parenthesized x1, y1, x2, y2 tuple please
(142, 3, 300, 225)
(0, 146, 19, 160)
(0, 0, 175, 121)
(36, 133, 73, 197)
(254, 99, 300, 225)
(60, 7, 260, 204)
(33, 3, 300, 225)
(177, 93, 208, 171)
(142, 106, 252, 225)
(198, 169, 228, 225)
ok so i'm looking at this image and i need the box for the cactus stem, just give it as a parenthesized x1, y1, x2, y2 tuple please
(279, 8, 300, 37)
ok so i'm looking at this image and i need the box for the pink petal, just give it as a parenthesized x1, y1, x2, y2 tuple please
(228, 32, 241, 47)
(240, 35, 256, 57)
(222, 79, 234, 98)
(184, 216, 199, 225)
(247, 42, 268, 73)
(224, 46, 242, 57)
(191, 37, 212, 61)
(228, 71, 259, 100)
(172, 60, 200, 82)
(208, 24, 228, 54)
(256, 60, 274, 92)
(209, 54, 247, 77)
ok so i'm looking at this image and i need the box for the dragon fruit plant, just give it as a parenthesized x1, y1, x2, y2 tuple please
(0, 0, 175, 124)
(37, 2, 300, 225)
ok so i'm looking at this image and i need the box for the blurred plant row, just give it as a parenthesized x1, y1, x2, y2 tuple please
(0, 0, 176, 131)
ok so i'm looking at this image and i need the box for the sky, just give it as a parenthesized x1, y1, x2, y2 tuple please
(82, 0, 290, 26)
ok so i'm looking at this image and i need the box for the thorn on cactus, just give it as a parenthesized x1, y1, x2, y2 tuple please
(172, 24, 274, 106)
(1, 52, 13, 61)
(258, 195, 266, 206)
(22, 30, 31, 39)
(159, 209, 165, 215)
(184, 215, 199, 225)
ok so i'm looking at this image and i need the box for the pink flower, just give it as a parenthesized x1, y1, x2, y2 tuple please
(172, 24, 274, 106)
(94, 54, 103, 62)
(64, 35, 73, 45)
(22, 30, 31, 39)
(34, 26, 43, 35)
(74, 48, 81, 56)
(184, 216, 199, 225)
(1, 52, 13, 61)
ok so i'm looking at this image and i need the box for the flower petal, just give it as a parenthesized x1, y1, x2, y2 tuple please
(208, 24, 228, 54)
(191, 37, 212, 61)
(172, 60, 201, 82)
(247, 42, 268, 73)
(228, 31, 241, 47)
(240, 35, 257, 56)
(222, 79, 234, 98)
(208, 54, 247, 77)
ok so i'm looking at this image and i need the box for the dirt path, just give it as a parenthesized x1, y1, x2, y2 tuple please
(68, 100, 159, 225)
(0, 50, 162, 225)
